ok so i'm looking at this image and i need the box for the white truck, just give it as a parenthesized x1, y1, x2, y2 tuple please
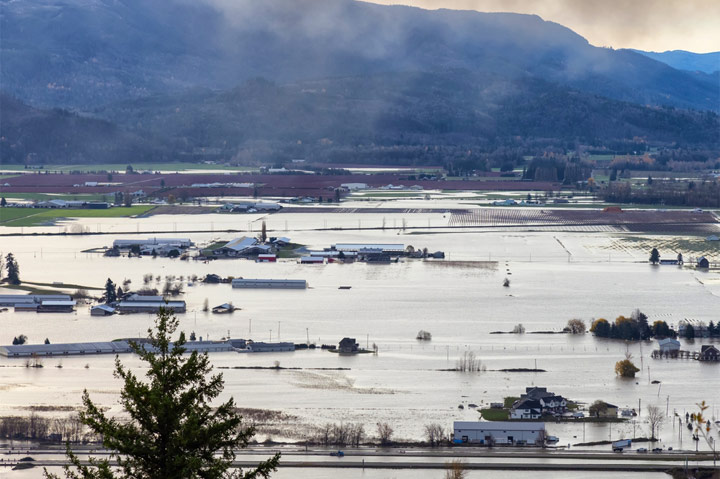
(612, 439, 632, 452)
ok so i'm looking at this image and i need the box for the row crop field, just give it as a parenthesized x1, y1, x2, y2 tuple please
(448, 208, 720, 227)
(0, 206, 155, 227)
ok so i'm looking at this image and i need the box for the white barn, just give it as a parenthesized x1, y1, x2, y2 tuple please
(453, 421, 545, 446)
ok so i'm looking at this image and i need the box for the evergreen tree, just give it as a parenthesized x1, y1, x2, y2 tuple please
(116, 286, 124, 300)
(104, 279, 117, 303)
(0, 197, 7, 207)
(45, 338, 50, 344)
(5, 253, 20, 285)
(684, 324, 696, 340)
(649, 248, 660, 265)
(45, 308, 279, 479)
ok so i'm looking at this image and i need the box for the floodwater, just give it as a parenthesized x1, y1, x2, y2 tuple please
(1, 202, 719, 467)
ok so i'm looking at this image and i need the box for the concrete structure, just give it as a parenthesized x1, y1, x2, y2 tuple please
(453, 421, 545, 446)
(657, 338, 681, 354)
(231, 279, 307, 289)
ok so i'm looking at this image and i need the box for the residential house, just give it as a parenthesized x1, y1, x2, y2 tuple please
(214, 237, 271, 257)
(699, 345, 720, 362)
(509, 399, 543, 419)
(338, 337, 359, 354)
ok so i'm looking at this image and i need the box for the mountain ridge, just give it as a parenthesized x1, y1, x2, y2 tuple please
(1, 0, 717, 112)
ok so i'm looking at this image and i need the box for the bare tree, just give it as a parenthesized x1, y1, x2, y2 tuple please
(647, 405, 665, 440)
(349, 423, 365, 446)
(376, 422, 394, 446)
(444, 459, 467, 479)
(512, 323, 525, 334)
(455, 351, 485, 372)
(424, 423, 446, 447)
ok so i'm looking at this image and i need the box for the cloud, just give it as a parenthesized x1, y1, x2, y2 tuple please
(367, 0, 720, 52)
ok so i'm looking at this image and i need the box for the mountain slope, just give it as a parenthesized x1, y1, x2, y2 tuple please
(0, 93, 165, 164)
(632, 50, 720, 74)
(1, 0, 717, 111)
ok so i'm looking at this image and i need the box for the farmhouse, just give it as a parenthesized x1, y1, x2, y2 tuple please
(512, 387, 568, 417)
(453, 421, 545, 446)
(509, 399, 543, 420)
(678, 319, 708, 337)
(338, 337, 359, 354)
(699, 345, 720, 362)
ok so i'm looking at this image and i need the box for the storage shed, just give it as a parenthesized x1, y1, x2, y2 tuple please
(453, 421, 545, 446)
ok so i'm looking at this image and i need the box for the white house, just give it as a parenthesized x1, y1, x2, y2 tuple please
(509, 399, 542, 419)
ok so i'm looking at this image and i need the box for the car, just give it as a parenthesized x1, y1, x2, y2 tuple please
(636, 448, 648, 453)
(652, 448, 663, 453)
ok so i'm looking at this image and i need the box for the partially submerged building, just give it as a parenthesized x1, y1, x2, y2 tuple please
(231, 279, 307, 289)
(0, 294, 76, 313)
(453, 421, 546, 446)
(116, 294, 186, 314)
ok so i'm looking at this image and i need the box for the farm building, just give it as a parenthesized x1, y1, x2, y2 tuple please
(246, 342, 295, 352)
(113, 238, 192, 249)
(453, 421, 545, 446)
(231, 279, 307, 289)
(36, 300, 76, 313)
(91, 305, 116, 316)
(658, 338, 681, 354)
(211, 303, 235, 314)
(0, 295, 72, 307)
(0, 341, 133, 358)
(213, 237, 271, 257)
(256, 254, 277, 262)
(697, 257, 710, 269)
(116, 295, 186, 313)
(678, 319, 709, 337)
(300, 256, 324, 264)
(332, 243, 405, 254)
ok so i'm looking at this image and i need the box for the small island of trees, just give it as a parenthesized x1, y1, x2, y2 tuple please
(590, 310, 676, 341)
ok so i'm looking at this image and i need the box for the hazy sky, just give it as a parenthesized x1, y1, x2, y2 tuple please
(367, 0, 719, 53)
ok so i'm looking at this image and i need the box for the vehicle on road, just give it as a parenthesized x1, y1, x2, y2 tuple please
(636, 448, 648, 453)
(330, 451, 345, 457)
(652, 448, 663, 453)
(612, 439, 631, 452)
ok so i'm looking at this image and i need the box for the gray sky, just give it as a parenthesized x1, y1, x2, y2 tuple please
(367, 0, 719, 53)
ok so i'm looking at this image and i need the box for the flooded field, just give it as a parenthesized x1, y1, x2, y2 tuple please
(1, 202, 719, 457)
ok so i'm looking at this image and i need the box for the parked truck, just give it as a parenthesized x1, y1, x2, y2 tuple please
(612, 439, 631, 452)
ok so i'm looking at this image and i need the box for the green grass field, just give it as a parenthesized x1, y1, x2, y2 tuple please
(0, 206, 155, 226)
